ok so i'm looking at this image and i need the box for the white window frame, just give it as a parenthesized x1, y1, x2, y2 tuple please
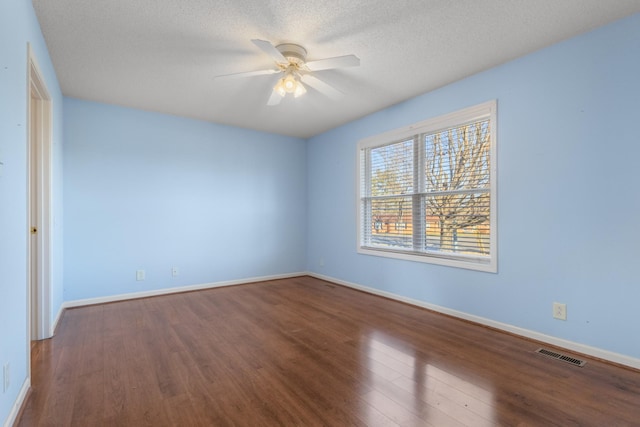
(356, 100, 497, 273)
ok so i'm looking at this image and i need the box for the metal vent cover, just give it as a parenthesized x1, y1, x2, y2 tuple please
(535, 348, 587, 367)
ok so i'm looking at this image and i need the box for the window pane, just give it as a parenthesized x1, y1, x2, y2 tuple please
(424, 119, 490, 192)
(368, 196, 413, 249)
(370, 140, 414, 197)
(425, 192, 490, 256)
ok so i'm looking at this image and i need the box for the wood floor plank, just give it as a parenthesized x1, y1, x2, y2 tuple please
(17, 276, 640, 426)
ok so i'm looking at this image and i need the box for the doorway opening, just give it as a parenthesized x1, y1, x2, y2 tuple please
(27, 44, 53, 343)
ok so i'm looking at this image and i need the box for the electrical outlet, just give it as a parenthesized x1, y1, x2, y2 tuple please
(136, 269, 145, 281)
(319, 257, 325, 267)
(171, 267, 179, 277)
(553, 302, 567, 320)
(3, 363, 10, 393)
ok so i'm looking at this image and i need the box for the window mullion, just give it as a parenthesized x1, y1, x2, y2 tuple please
(412, 135, 425, 251)
(362, 148, 372, 246)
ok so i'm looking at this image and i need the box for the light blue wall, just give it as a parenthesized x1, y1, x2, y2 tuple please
(307, 13, 640, 359)
(0, 0, 63, 424)
(63, 99, 307, 300)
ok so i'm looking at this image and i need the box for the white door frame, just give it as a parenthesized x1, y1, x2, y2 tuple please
(27, 44, 53, 342)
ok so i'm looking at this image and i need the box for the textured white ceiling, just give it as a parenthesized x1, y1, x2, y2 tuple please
(33, 0, 640, 138)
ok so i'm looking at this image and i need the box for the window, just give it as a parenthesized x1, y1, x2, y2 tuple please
(357, 101, 497, 272)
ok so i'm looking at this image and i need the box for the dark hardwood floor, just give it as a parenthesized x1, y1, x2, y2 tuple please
(17, 276, 640, 426)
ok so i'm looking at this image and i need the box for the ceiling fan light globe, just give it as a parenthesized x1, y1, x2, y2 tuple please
(294, 82, 306, 98)
(274, 79, 287, 97)
(284, 75, 297, 93)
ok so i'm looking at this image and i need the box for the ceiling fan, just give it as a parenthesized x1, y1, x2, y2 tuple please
(216, 39, 360, 106)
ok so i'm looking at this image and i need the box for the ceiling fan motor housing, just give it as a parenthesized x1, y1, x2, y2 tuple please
(276, 43, 307, 65)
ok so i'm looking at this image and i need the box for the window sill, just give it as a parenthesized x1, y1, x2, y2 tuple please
(358, 246, 497, 273)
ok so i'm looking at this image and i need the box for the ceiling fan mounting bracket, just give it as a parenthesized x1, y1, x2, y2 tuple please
(275, 43, 307, 65)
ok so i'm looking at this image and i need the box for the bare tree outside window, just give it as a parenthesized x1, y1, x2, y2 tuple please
(425, 120, 490, 255)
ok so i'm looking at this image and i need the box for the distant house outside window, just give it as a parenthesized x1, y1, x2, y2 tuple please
(357, 100, 497, 272)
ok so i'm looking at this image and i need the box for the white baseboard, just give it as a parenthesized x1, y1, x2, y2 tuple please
(3, 377, 30, 427)
(307, 272, 640, 370)
(50, 302, 65, 336)
(61, 272, 306, 309)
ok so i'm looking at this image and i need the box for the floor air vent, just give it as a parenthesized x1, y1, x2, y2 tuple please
(535, 348, 587, 367)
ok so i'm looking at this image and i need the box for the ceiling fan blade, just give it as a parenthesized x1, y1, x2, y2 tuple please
(305, 55, 360, 71)
(251, 39, 287, 64)
(267, 89, 283, 106)
(300, 74, 343, 99)
(215, 69, 280, 79)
